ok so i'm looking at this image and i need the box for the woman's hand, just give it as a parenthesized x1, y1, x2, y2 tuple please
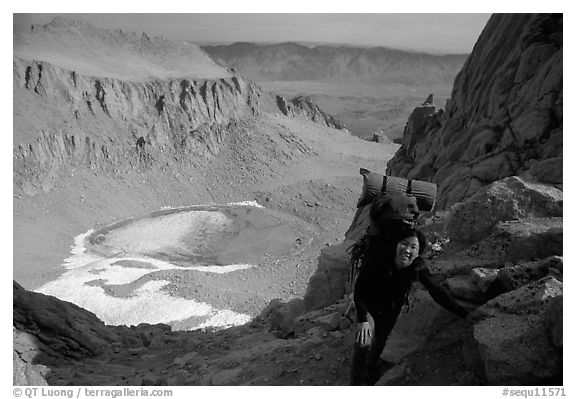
(355, 322, 371, 345)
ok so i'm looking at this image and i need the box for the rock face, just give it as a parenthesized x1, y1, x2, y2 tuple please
(387, 14, 562, 209)
(13, 281, 121, 361)
(303, 241, 353, 311)
(13, 282, 121, 372)
(14, 55, 262, 196)
(13, 281, 118, 385)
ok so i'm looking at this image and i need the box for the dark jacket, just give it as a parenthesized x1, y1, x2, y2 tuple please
(353, 253, 468, 323)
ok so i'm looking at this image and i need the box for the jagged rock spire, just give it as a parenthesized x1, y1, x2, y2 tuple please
(422, 94, 434, 106)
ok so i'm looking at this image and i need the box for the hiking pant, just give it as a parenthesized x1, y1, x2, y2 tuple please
(350, 305, 402, 385)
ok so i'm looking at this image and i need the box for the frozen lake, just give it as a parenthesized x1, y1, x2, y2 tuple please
(36, 202, 313, 330)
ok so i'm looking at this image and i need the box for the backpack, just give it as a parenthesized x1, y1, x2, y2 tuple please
(347, 192, 420, 287)
(356, 168, 437, 212)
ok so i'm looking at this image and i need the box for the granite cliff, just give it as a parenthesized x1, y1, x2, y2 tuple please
(386, 14, 562, 209)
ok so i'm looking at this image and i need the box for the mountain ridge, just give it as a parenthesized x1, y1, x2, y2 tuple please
(202, 41, 469, 85)
(14, 17, 231, 81)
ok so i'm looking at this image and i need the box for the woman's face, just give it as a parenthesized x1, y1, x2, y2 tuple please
(394, 236, 420, 269)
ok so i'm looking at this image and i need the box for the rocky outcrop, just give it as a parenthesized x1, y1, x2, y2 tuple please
(13, 57, 262, 196)
(446, 176, 563, 244)
(467, 217, 562, 263)
(367, 129, 394, 145)
(275, 95, 346, 130)
(14, 280, 115, 385)
(387, 14, 562, 209)
(13, 281, 122, 361)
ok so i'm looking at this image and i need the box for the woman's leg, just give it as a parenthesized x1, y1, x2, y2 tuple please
(365, 306, 402, 384)
(349, 341, 370, 385)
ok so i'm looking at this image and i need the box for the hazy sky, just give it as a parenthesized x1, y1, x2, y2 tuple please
(13, 13, 492, 54)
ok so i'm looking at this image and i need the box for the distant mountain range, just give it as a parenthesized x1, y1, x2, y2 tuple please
(202, 42, 469, 85)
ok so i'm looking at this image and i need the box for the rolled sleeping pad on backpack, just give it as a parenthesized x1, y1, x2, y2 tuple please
(356, 168, 437, 212)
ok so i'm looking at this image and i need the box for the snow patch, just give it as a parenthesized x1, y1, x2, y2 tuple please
(159, 200, 264, 210)
(228, 200, 264, 208)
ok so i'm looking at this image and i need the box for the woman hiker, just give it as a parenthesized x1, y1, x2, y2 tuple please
(349, 195, 469, 385)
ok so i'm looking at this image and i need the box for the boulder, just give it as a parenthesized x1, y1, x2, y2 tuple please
(470, 268, 499, 293)
(446, 176, 562, 244)
(304, 241, 353, 311)
(468, 277, 562, 384)
(470, 256, 562, 301)
(370, 130, 393, 144)
(261, 298, 306, 339)
(467, 217, 562, 262)
(293, 300, 350, 336)
(382, 288, 467, 363)
(496, 256, 563, 291)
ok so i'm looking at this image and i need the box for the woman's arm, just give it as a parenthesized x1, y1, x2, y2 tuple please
(353, 268, 370, 323)
(417, 262, 468, 318)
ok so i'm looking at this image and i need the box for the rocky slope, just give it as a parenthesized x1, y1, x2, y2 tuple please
(203, 42, 468, 85)
(386, 14, 562, 209)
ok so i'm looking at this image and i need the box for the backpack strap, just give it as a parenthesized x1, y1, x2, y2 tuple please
(381, 175, 388, 193)
(346, 231, 372, 286)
